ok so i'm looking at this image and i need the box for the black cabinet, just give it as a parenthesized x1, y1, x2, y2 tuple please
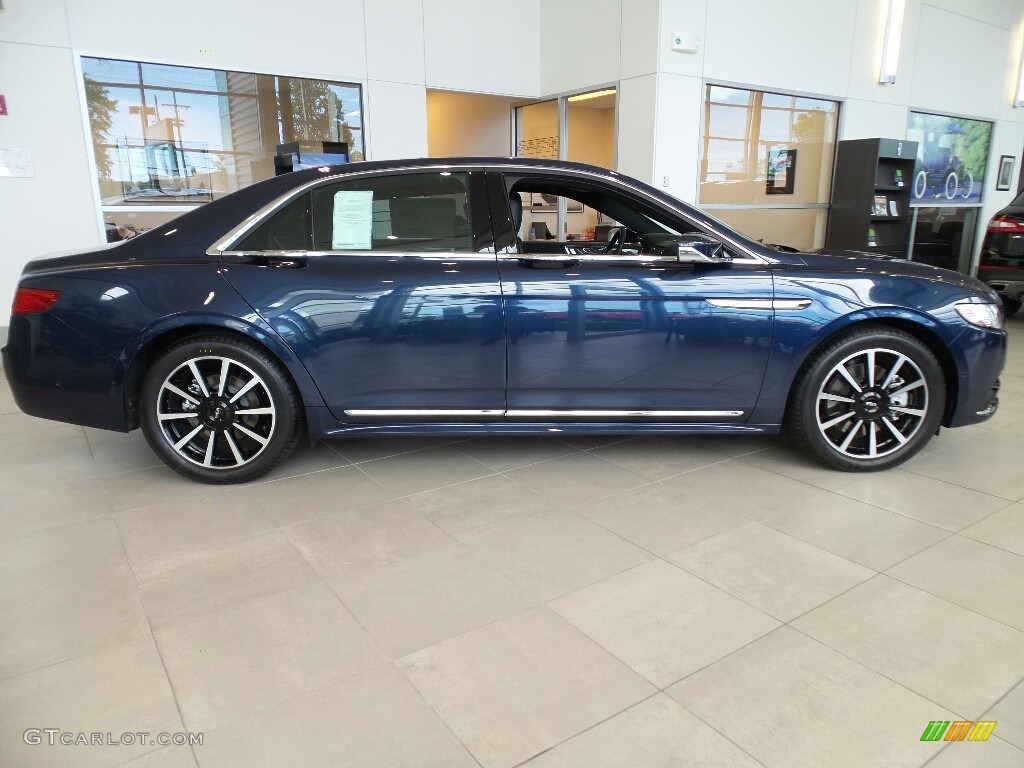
(825, 138, 918, 257)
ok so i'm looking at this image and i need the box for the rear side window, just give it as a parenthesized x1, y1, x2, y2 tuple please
(310, 172, 473, 252)
(235, 193, 312, 251)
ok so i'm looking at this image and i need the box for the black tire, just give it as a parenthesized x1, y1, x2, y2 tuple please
(1003, 298, 1021, 318)
(788, 325, 945, 471)
(140, 335, 301, 484)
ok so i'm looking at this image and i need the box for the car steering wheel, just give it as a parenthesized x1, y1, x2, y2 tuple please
(605, 226, 625, 254)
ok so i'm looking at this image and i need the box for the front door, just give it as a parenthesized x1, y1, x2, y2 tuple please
(221, 169, 506, 423)
(489, 171, 774, 421)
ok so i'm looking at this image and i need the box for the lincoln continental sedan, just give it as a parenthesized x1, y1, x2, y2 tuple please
(3, 158, 1006, 482)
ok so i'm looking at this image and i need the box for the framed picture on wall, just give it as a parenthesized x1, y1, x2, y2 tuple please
(766, 148, 796, 195)
(997, 155, 1015, 191)
(906, 111, 992, 203)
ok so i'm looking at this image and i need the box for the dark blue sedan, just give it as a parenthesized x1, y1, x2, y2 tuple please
(2, 158, 1007, 482)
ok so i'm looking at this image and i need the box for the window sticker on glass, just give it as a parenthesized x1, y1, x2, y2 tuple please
(332, 190, 373, 249)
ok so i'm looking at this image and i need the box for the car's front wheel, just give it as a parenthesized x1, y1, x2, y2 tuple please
(140, 335, 301, 483)
(789, 326, 945, 471)
(1002, 298, 1021, 318)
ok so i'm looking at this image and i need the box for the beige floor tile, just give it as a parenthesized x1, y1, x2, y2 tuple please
(116, 746, 197, 767)
(397, 606, 655, 768)
(354, 445, 493, 496)
(737, 444, 860, 491)
(988, 680, 1024, 750)
(90, 433, 164, 474)
(833, 468, 1011, 531)
(193, 666, 476, 768)
(0, 447, 100, 491)
(0, 477, 111, 537)
(248, 464, 393, 527)
(0, 638, 183, 768)
(156, 582, 385, 731)
(0, 516, 127, 598)
(578, 480, 753, 555)
(246, 440, 350, 482)
(962, 503, 1024, 556)
(586, 435, 749, 481)
(764, 492, 949, 570)
(522, 694, 763, 767)
(102, 466, 224, 514)
(794, 575, 1024, 715)
(903, 446, 1024, 501)
(888, 536, 1024, 630)
(115, 491, 275, 563)
(133, 530, 318, 630)
(0, 564, 149, 680)
(0, 423, 87, 462)
(454, 435, 578, 472)
(549, 559, 779, 687)
(926, 737, 1024, 768)
(0, 410, 67, 436)
(327, 436, 454, 464)
(282, 498, 456, 579)
(463, 511, 652, 601)
(404, 473, 557, 539)
(661, 460, 822, 520)
(330, 545, 537, 658)
(667, 627, 955, 768)
(505, 452, 651, 508)
(668, 523, 874, 621)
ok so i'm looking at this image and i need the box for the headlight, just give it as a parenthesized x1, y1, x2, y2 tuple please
(955, 302, 1004, 330)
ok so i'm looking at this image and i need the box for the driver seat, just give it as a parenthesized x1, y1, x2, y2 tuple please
(509, 192, 524, 251)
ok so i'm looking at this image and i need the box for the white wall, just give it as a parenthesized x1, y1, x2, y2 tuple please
(0, 0, 541, 310)
(4, 0, 1024, 311)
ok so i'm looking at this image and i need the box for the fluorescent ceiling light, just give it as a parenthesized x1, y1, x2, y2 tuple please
(879, 0, 905, 84)
(568, 89, 616, 102)
(1015, 32, 1024, 106)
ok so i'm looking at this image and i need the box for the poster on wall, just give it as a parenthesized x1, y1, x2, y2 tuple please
(766, 148, 796, 194)
(906, 111, 991, 204)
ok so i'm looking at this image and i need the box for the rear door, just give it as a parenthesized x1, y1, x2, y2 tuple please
(220, 169, 507, 423)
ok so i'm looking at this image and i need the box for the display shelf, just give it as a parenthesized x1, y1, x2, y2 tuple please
(826, 138, 918, 257)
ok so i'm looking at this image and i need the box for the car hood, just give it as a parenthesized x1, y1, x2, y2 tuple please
(795, 248, 998, 300)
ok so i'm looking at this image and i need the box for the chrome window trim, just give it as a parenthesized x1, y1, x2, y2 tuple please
(206, 163, 771, 265)
(219, 249, 498, 261)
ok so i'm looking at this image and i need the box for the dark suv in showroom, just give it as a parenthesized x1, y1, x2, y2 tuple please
(979, 190, 1024, 317)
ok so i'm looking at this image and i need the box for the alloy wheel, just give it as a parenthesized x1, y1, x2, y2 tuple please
(815, 347, 929, 459)
(155, 356, 276, 469)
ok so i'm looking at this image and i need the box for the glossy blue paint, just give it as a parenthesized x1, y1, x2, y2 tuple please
(2, 157, 1007, 444)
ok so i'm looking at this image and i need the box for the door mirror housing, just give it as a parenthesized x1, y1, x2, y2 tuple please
(675, 235, 731, 264)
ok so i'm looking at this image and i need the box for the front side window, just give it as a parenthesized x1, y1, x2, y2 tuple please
(310, 172, 474, 252)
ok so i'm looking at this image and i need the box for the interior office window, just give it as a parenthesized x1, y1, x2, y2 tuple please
(905, 111, 992, 274)
(81, 57, 363, 240)
(310, 172, 474, 252)
(699, 85, 839, 250)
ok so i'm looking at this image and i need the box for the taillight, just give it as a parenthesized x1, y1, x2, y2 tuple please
(12, 288, 61, 316)
(986, 215, 1024, 233)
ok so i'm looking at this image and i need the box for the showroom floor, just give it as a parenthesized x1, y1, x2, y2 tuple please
(0, 322, 1022, 768)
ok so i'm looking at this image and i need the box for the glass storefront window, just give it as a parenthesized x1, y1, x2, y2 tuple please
(700, 85, 839, 249)
(82, 57, 363, 239)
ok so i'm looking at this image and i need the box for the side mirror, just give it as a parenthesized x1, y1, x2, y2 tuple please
(675, 235, 731, 264)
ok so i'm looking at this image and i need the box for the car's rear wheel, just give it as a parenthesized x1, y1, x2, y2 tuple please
(789, 326, 945, 471)
(140, 335, 301, 483)
(914, 170, 928, 198)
